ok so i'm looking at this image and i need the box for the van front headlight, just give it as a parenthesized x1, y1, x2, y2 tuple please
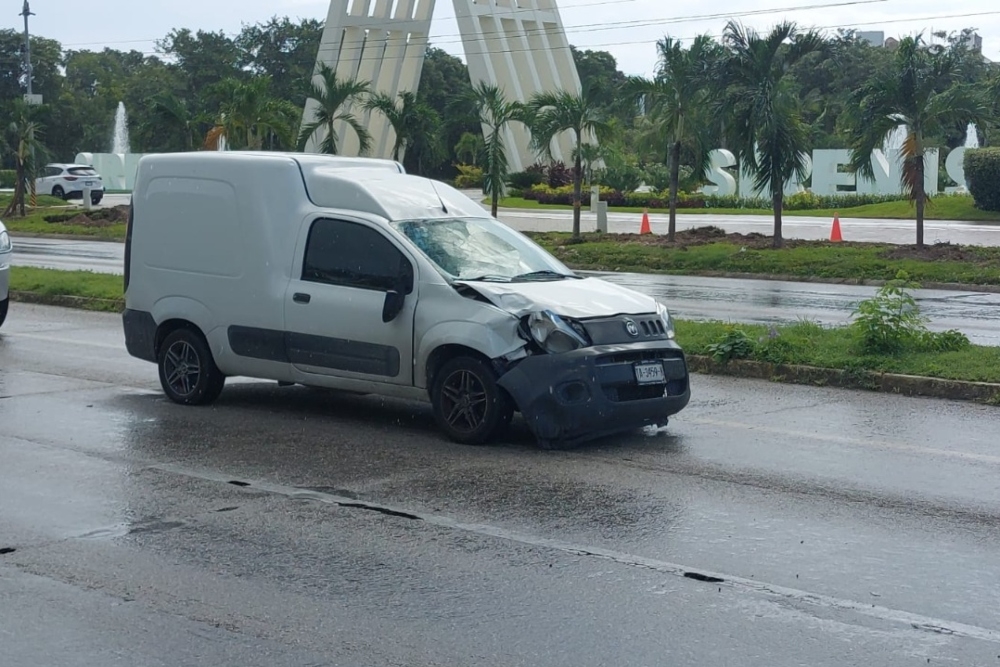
(0, 230, 11, 253)
(656, 301, 676, 340)
(526, 310, 590, 354)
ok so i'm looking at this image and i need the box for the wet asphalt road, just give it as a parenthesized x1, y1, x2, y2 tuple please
(3, 303, 1000, 665)
(12, 237, 1000, 345)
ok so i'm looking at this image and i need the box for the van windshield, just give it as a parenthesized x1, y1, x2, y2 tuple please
(391, 217, 578, 283)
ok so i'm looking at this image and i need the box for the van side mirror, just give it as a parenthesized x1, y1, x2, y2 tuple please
(382, 290, 405, 323)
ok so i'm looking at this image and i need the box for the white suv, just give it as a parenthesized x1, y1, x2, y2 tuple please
(35, 163, 105, 205)
(0, 218, 10, 328)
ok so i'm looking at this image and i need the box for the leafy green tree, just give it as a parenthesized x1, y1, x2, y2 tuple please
(421, 48, 480, 177)
(717, 20, 822, 248)
(470, 83, 527, 217)
(298, 63, 372, 155)
(454, 132, 483, 165)
(236, 17, 323, 108)
(845, 35, 988, 248)
(528, 88, 612, 240)
(628, 34, 720, 241)
(365, 90, 440, 163)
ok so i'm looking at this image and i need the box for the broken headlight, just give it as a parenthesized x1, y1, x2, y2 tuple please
(526, 310, 589, 354)
(656, 301, 676, 340)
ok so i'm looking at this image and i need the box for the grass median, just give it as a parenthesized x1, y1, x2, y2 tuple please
(9, 266, 1000, 386)
(500, 194, 1000, 221)
(1, 204, 128, 240)
(528, 230, 1000, 286)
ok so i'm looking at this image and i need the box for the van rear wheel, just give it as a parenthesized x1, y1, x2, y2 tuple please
(158, 328, 226, 405)
(431, 356, 513, 445)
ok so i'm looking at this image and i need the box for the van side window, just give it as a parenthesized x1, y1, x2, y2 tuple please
(302, 219, 409, 292)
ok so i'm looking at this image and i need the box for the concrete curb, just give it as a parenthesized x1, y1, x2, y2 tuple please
(687, 355, 1000, 404)
(11, 232, 124, 243)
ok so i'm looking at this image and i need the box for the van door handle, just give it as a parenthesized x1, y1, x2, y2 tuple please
(293, 293, 311, 304)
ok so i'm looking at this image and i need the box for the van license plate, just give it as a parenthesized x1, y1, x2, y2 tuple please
(634, 362, 666, 385)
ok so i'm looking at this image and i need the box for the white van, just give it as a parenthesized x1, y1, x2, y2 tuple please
(123, 152, 690, 447)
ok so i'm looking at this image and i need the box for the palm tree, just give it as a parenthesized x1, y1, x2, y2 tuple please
(628, 34, 720, 241)
(2, 102, 47, 218)
(846, 35, 988, 248)
(528, 88, 612, 240)
(298, 63, 372, 155)
(146, 92, 200, 151)
(469, 83, 528, 218)
(208, 76, 300, 151)
(717, 21, 822, 248)
(365, 90, 438, 162)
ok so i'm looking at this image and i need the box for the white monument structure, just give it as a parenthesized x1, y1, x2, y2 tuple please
(302, 0, 582, 170)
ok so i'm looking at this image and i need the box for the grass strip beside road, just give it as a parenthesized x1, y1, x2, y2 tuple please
(1, 206, 128, 240)
(10, 266, 1000, 386)
(500, 195, 1000, 221)
(529, 232, 1000, 286)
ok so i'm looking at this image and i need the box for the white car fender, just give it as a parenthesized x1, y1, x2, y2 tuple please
(415, 312, 526, 389)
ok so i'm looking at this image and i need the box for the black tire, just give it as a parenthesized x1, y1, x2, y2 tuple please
(431, 356, 513, 445)
(51, 185, 65, 199)
(0, 297, 8, 329)
(157, 328, 226, 405)
(92, 195, 103, 206)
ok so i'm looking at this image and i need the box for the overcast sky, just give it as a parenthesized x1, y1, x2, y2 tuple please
(9, 0, 999, 77)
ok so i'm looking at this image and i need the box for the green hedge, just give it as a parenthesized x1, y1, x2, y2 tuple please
(0, 169, 16, 188)
(524, 184, 908, 210)
(964, 148, 1000, 212)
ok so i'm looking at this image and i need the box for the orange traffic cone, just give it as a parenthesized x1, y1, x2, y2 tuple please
(640, 208, 652, 235)
(830, 213, 843, 242)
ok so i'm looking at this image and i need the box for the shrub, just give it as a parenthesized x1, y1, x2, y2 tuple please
(707, 328, 756, 363)
(507, 169, 544, 190)
(851, 271, 926, 355)
(964, 147, 1000, 212)
(454, 164, 484, 190)
(641, 163, 672, 192)
(597, 163, 644, 193)
(546, 161, 575, 188)
(0, 169, 15, 188)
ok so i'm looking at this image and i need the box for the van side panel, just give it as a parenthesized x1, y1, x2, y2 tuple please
(126, 154, 310, 382)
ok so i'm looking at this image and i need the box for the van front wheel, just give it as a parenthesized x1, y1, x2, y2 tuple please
(431, 356, 513, 445)
(158, 329, 226, 405)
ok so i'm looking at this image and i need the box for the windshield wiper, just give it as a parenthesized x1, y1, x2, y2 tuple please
(460, 274, 512, 283)
(511, 270, 579, 282)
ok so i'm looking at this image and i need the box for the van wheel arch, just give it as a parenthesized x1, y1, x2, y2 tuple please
(155, 319, 205, 358)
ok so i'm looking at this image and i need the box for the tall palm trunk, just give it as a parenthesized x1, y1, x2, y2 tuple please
(915, 156, 925, 249)
(572, 129, 583, 240)
(771, 175, 784, 249)
(668, 139, 681, 242)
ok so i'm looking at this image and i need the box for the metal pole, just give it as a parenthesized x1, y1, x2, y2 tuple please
(21, 1, 34, 97)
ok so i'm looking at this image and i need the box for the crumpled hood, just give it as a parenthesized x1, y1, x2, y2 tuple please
(456, 277, 660, 319)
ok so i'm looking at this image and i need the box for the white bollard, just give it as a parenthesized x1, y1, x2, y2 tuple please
(590, 185, 599, 213)
(596, 201, 608, 233)
(83, 186, 93, 211)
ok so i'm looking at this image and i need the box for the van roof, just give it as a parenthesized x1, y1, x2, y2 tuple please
(135, 152, 489, 222)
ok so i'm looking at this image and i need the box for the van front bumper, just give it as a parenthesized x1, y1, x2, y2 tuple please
(0, 254, 10, 300)
(498, 340, 690, 446)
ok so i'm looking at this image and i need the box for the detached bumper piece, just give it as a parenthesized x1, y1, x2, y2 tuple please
(498, 341, 690, 446)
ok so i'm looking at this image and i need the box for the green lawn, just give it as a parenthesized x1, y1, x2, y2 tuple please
(529, 233, 1000, 286)
(0, 194, 73, 209)
(498, 194, 1000, 222)
(10, 267, 123, 311)
(9, 266, 1000, 384)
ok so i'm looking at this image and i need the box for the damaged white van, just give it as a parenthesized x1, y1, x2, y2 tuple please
(123, 152, 690, 447)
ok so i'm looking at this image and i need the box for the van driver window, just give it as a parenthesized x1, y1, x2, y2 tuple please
(302, 219, 407, 292)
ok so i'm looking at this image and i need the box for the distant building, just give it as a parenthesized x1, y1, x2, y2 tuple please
(883, 37, 899, 50)
(858, 31, 884, 47)
(962, 32, 983, 52)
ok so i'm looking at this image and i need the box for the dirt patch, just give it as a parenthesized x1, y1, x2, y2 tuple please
(44, 205, 129, 228)
(541, 226, 879, 251)
(879, 243, 1000, 263)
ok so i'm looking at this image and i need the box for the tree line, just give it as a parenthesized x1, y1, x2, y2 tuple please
(2, 16, 999, 245)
